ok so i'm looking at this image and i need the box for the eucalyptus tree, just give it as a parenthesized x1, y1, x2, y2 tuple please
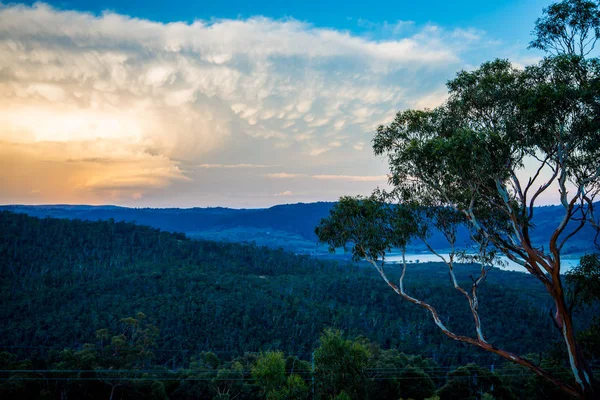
(316, 1, 600, 398)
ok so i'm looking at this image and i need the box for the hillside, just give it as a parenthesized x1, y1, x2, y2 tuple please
(1, 202, 598, 255)
(2, 211, 599, 400)
(0, 203, 334, 253)
(1, 211, 593, 363)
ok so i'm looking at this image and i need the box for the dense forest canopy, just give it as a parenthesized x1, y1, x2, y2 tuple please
(1, 211, 599, 399)
(0, 211, 570, 361)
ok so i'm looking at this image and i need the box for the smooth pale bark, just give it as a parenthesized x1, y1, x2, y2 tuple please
(360, 248, 585, 399)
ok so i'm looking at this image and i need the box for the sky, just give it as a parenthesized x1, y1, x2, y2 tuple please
(0, 0, 556, 208)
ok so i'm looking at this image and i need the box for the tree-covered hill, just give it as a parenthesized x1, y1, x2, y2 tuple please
(1, 210, 592, 368)
(1, 202, 597, 254)
(0, 203, 333, 245)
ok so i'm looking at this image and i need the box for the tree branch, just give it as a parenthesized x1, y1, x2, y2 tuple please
(359, 247, 582, 399)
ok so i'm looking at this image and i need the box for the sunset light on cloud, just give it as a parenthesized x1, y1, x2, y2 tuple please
(0, 1, 550, 207)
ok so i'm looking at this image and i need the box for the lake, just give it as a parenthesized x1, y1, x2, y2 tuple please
(385, 252, 582, 273)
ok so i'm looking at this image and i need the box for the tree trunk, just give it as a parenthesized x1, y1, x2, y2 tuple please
(552, 286, 595, 398)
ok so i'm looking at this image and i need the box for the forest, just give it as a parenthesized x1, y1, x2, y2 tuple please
(1, 202, 597, 255)
(1, 211, 598, 399)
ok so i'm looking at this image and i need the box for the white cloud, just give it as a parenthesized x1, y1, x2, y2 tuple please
(275, 190, 293, 196)
(353, 142, 366, 151)
(412, 90, 449, 110)
(309, 148, 331, 157)
(451, 28, 483, 42)
(312, 174, 388, 182)
(197, 164, 274, 169)
(0, 2, 494, 205)
(266, 173, 388, 182)
(266, 173, 306, 178)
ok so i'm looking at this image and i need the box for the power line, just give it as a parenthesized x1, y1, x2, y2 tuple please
(0, 373, 582, 382)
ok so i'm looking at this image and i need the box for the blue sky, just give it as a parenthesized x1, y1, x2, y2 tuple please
(16, 0, 551, 39)
(0, 1, 560, 207)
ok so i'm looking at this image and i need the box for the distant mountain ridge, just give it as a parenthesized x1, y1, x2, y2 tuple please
(1, 202, 598, 254)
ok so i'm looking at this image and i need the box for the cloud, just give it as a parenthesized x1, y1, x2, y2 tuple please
(0, 140, 188, 204)
(312, 174, 388, 182)
(197, 163, 275, 169)
(309, 148, 332, 157)
(450, 28, 483, 43)
(353, 142, 366, 151)
(411, 90, 449, 110)
(266, 172, 306, 178)
(275, 190, 293, 196)
(266, 173, 388, 182)
(0, 2, 493, 205)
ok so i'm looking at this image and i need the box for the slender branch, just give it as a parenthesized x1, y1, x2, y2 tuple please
(510, 170, 525, 206)
(495, 179, 523, 244)
(460, 202, 555, 293)
(558, 200, 589, 251)
(358, 246, 582, 399)
(550, 187, 585, 277)
(421, 238, 486, 341)
(529, 164, 560, 221)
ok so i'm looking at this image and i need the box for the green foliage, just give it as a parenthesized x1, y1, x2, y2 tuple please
(0, 211, 597, 398)
(252, 351, 287, 396)
(567, 253, 600, 308)
(370, 349, 441, 400)
(280, 374, 309, 400)
(397, 366, 436, 400)
(204, 352, 222, 370)
(499, 358, 576, 400)
(150, 381, 169, 400)
(315, 195, 419, 261)
(566, 254, 600, 364)
(530, 0, 600, 56)
(314, 329, 372, 399)
(212, 361, 250, 400)
(1, 210, 573, 367)
(0, 320, 593, 400)
(578, 317, 600, 361)
(333, 391, 352, 400)
(437, 364, 515, 400)
(263, 374, 309, 400)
